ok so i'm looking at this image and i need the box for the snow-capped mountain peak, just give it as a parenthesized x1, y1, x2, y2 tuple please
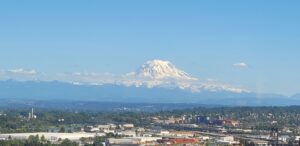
(134, 59, 195, 80)
(50, 59, 248, 93)
(121, 59, 248, 93)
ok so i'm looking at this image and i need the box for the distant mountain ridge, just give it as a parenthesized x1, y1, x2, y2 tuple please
(0, 80, 299, 106)
(0, 60, 298, 106)
(1, 59, 248, 93)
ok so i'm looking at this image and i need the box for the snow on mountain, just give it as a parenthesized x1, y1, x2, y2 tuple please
(119, 60, 195, 88)
(118, 59, 248, 93)
(134, 60, 195, 80)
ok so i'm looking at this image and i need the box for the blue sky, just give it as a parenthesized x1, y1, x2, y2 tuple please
(0, 0, 300, 95)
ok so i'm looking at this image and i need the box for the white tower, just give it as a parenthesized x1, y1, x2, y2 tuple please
(31, 108, 34, 118)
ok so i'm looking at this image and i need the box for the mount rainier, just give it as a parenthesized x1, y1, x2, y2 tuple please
(118, 60, 247, 93)
(58, 59, 248, 93)
(2, 59, 298, 105)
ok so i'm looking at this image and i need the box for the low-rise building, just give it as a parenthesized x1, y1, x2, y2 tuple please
(108, 137, 161, 145)
(223, 120, 240, 127)
(169, 131, 195, 138)
(0, 132, 105, 142)
(157, 137, 200, 145)
(247, 139, 269, 146)
(117, 130, 136, 137)
(217, 136, 240, 145)
(121, 124, 134, 130)
(159, 130, 170, 136)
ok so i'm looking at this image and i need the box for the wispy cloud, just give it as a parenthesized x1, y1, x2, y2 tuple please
(8, 68, 37, 75)
(56, 72, 117, 85)
(0, 68, 39, 81)
(233, 62, 248, 68)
